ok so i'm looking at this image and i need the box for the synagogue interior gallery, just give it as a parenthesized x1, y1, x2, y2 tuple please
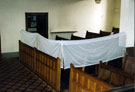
(0, 0, 134, 92)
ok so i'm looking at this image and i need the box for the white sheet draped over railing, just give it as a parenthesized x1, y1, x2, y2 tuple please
(20, 30, 38, 47)
(37, 34, 61, 58)
(20, 30, 126, 69)
(61, 33, 126, 69)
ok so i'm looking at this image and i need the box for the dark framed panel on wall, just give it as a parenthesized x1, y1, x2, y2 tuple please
(25, 13, 48, 38)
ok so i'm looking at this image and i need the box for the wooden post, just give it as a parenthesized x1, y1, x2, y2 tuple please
(82, 67, 85, 71)
(56, 58, 61, 91)
(69, 64, 74, 92)
(122, 52, 128, 69)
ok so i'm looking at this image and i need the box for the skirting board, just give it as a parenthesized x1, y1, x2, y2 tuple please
(2, 52, 19, 58)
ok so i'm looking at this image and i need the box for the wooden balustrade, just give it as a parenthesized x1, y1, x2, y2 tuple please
(19, 41, 61, 91)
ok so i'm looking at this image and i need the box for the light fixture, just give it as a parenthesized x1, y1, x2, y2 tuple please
(95, 0, 101, 4)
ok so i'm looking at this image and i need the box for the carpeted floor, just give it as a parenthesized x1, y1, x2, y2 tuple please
(0, 57, 57, 92)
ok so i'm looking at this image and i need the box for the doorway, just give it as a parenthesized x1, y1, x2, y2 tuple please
(25, 13, 48, 38)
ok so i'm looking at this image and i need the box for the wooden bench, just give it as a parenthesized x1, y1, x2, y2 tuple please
(71, 34, 85, 40)
(85, 31, 101, 39)
(112, 27, 119, 34)
(98, 61, 134, 86)
(69, 59, 135, 92)
(108, 47, 135, 74)
(55, 35, 69, 40)
(69, 64, 114, 92)
(99, 30, 111, 37)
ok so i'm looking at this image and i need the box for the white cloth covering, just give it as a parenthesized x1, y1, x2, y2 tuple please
(37, 34, 61, 58)
(20, 30, 126, 69)
(61, 33, 126, 69)
(20, 30, 38, 47)
(37, 34, 63, 68)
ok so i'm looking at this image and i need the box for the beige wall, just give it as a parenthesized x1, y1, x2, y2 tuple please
(0, 0, 121, 53)
(112, 0, 121, 28)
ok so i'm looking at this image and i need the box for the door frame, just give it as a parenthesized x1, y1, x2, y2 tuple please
(25, 12, 48, 38)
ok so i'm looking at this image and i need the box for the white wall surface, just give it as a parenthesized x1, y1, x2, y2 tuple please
(0, 0, 120, 53)
(112, 0, 121, 28)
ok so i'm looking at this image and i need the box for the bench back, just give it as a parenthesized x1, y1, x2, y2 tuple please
(69, 64, 114, 92)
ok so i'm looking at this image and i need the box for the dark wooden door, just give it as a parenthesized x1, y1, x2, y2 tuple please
(25, 13, 48, 38)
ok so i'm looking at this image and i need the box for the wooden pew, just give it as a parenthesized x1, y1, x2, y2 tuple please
(112, 27, 119, 34)
(69, 64, 114, 92)
(69, 60, 135, 92)
(85, 31, 102, 74)
(126, 47, 135, 57)
(85, 30, 111, 74)
(98, 61, 134, 86)
(19, 41, 61, 91)
(85, 31, 100, 73)
(107, 57, 123, 69)
(99, 30, 111, 37)
(56, 35, 69, 40)
(122, 47, 135, 79)
(85, 31, 100, 39)
(108, 47, 135, 70)
(71, 34, 85, 40)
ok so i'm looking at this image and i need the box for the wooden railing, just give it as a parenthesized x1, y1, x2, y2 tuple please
(69, 64, 114, 92)
(19, 41, 35, 70)
(19, 41, 61, 91)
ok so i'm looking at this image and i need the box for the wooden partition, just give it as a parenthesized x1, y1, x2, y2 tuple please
(69, 64, 114, 92)
(19, 41, 35, 70)
(19, 41, 61, 91)
(35, 49, 61, 90)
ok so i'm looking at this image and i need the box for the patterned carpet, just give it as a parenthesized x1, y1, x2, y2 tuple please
(0, 57, 57, 92)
